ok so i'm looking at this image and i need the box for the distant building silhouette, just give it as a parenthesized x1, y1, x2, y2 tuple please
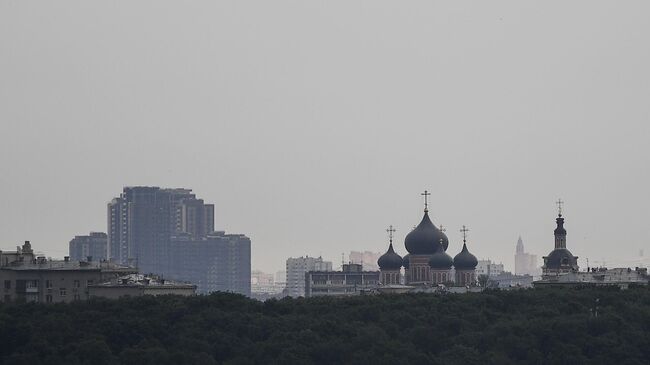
(349, 251, 381, 271)
(476, 259, 505, 278)
(514, 236, 540, 276)
(69, 232, 108, 262)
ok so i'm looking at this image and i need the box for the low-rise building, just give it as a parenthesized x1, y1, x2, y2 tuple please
(487, 272, 535, 288)
(1, 241, 136, 304)
(88, 274, 196, 299)
(476, 259, 505, 278)
(533, 267, 649, 289)
(305, 263, 379, 297)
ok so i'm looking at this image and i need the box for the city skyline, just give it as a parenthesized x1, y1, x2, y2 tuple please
(2, 2, 649, 274)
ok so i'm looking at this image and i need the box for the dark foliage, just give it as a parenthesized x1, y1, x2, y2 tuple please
(1, 286, 649, 364)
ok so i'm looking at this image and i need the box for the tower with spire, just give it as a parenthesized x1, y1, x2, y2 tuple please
(515, 236, 540, 276)
(542, 199, 579, 276)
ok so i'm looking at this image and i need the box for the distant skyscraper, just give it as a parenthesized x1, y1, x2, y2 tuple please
(514, 236, 540, 277)
(69, 232, 108, 262)
(285, 256, 332, 297)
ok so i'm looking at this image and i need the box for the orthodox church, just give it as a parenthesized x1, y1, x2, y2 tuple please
(377, 192, 478, 287)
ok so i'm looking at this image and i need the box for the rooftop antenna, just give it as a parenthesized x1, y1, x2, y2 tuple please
(556, 198, 564, 217)
(341, 253, 345, 268)
(421, 190, 431, 213)
(460, 225, 470, 244)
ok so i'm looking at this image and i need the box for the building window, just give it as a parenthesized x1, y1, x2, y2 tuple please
(74, 280, 80, 288)
(59, 288, 67, 297)
(45, 280, 52, 288)
(74, 294, 81, 301)
(4, 280, 10, 290)
(87, 280, 94, 286)
(46, 295, 52, 303)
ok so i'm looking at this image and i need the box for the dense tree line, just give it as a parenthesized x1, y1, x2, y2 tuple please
(0, 286, 648, 364)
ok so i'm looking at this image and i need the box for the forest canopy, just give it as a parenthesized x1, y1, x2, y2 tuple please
(0, 286, 649, 365)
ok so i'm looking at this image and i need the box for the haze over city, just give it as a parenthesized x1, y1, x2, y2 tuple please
(1, 1, 649, 274)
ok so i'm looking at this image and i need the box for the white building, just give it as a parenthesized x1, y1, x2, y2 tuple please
(285, 256, 332, 297)
(349, 251, 381, 271)
(476, 259, 504, 278)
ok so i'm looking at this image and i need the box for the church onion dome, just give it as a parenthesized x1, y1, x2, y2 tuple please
(429, 247, 453, 270)
(453, 243, 478, 270)
(544, 248, 578, 269)
(402, 254, 410, 269)
(404, 211, 449, 255)
(377, 243, 403, 270)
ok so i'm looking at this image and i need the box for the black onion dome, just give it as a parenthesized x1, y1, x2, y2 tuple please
(404, 212, 449, 255)
(402, 254, 410, 269)
(453, 243, 478, 270)
(429, 247, 453, 270)
(377, 243, 403, 270)
(545, 248, 578, 270)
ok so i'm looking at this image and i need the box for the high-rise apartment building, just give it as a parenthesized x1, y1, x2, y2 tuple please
(106, 186, 250, 295)
(69, 232, 108, 262)
(166, 232, 251, 296)
(107, 187, 213, 273)
(285, 256, 332, 297)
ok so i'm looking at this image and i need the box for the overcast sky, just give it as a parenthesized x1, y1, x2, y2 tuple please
(1, 1, 649, 274)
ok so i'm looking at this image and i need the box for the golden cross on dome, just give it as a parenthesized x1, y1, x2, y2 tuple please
(460, 225, 469, 243)
(556, 198, 564, 217)
(421, 190, 431, 212)
(386, 225, 396, 244)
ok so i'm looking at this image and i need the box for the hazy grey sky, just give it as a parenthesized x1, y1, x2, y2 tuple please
(1, 1, 649, 273)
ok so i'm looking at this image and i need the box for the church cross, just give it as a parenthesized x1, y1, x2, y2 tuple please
(556, 198, 564, 216)
(460, 225, 469, 243)
(386, 225, 396, 244)
(421, 190, 431, 212)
